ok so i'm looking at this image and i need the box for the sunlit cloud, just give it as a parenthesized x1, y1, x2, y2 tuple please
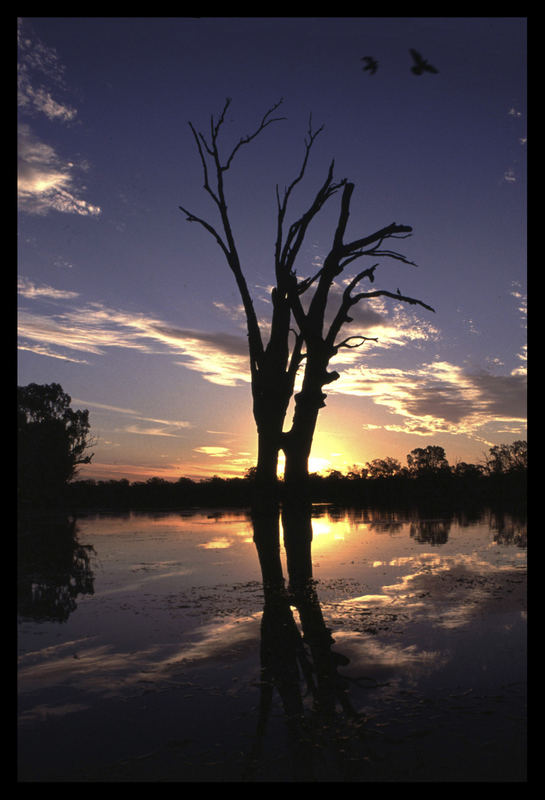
(194, 446, 231, 457)
(18, 277, 79, 300)
(510, 283, 527, 321)
(331, 359, 526, 439)
(17, 340, 91, 364)
(18, 308, 118, 356)
(511, 344, 527, 377)
(18, 291, 251, 385)
(18, 81, 77, 123)
(151, 323, 250, 386)
(18, 20, 101, 217)
(18, 270, 440, 391)
(123, 424, 186, 438)
(327, 292, 440, 358)
(212, 300, 246, 323)
(17, 282, 525, 445)
(18, 125, 102, 217)
(503, 168, 516, 184)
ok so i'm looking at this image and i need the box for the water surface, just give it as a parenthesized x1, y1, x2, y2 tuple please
(18, 505, 526, 782)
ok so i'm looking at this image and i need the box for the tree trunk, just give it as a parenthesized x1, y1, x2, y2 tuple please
(282, 344, 333, 495)
(282, 404, 318, 490)
(253, 379, 291, 509)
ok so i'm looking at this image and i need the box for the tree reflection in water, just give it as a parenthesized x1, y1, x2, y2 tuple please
(409, 518, 451, 546)
(18, 515, 95, 623)
(249, 501, 362, 781)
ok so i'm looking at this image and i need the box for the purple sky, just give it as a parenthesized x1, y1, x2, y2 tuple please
(17, 17, 527, 480)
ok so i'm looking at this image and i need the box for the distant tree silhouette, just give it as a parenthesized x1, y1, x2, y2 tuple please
(452, 461, 484, 480)
(365, 456, 402, 479)
(483, 440, 527, 475)
(406, 445, 449, 477)
(18, 383, 94, 506)
(180, 99, 434, 500)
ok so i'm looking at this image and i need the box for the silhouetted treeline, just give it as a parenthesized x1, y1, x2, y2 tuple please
(18, 382, 526, 514)
(65, 464, 525, 513)
(61, 442, 526, 512)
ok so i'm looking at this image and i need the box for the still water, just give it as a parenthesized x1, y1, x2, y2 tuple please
(18, 505, 526, 782)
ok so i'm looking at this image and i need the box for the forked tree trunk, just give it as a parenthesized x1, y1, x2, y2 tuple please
(282, 400, 320, 491)
(282, 342, 335, 494)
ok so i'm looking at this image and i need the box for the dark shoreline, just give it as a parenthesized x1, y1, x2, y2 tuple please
(28, 470, 525, 515)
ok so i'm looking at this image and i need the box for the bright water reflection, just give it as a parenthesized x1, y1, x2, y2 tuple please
(18, 505, 526, 782)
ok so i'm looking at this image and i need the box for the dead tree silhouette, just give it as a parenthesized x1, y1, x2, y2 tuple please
(179, 99, 434, 502)
(179, 99, 341, 502)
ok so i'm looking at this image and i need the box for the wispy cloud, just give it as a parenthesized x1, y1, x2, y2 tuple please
(71, 398, 192, 438)
(18, 290, 250, 386)
(17, 341, 91, 365)
(17, 18, 77, 122)
(123, 424, 186, 438)
(17, 283, 440, 389)
(17, 20, 101, 217)
(19, 281, 525, 443)
(18, 81, 77, 123)
(18, 277, 80, 300)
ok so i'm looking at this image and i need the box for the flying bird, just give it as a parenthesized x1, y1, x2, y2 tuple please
(409, 48, 438, 75)
(361, 56, 378, 75)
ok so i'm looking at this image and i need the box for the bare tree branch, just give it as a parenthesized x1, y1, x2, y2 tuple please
(295, 266, 325, 295)
(279, 164, 343, 276)
(224, 99, 286, 171)
(181, 101, 293, 377)
(351, 288, 436, 312)
(341, 222, 413, 257)
(325, 264, 379, 348)
(177, 204, 230, 258)
(275, 115, 324, 220)
(188, 122, 221, 206)
(356, 245, 417, 266)
(335, 335, 379, 349)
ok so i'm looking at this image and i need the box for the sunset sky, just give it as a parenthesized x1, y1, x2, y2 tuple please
(17, 17, 527, 482)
